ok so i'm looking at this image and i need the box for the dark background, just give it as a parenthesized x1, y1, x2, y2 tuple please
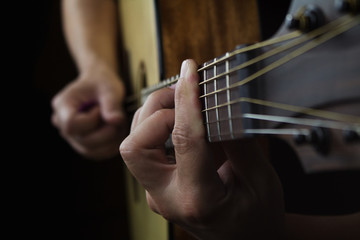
(22, 1, 129, 239)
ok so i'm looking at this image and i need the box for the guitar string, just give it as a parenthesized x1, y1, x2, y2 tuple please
(205, 114, 358, 130)
(206, 128, 312, 139)
(198, 14, 354, 86)
(200, 15, 359, 99)
(126, 15, 360, 130)
(202, 97, 360, 124)
(196, 31, 301, 72)
(204, 110, 360, 140)
(243, 128, 310, 136)
(141, 31, 303, 95)
(200, 16, 360, 126)
(127, 14, 352, 105)
(125, 14, 354, 111)
(125, 30, 302, 106)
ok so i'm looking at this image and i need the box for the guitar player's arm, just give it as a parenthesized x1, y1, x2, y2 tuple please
(51, 0, 127, 160)
(120, 59, 360, 240)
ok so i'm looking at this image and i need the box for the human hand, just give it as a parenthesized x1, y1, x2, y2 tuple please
(120, 59, 285, 239)
(52, 63, 127, 160)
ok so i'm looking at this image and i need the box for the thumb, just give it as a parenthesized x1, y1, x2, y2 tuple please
(99, 91, 125, 124)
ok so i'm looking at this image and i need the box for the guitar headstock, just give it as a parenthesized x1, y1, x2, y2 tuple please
(275, 0, 359, 36)
(258, 0, 360, 173)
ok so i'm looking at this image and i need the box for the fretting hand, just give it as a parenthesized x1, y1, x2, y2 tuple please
(120, 59, 285, 239)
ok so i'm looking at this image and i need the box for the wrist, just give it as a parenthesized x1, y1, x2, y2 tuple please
(78, 53, 119, 77)
(78, 57, 120, 82)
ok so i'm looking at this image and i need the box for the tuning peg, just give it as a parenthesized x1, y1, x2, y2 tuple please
(286, 5, 326, 32)
(293, 127, 331, 155)
(343, 129, 360, 143)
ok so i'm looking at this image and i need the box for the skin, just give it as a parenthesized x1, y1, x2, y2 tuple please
(120, 60, 285, 239)
(120, 59, 360, 240)
(51, 0, 127, 160)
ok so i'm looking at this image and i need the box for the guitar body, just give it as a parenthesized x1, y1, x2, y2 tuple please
(119, 0, 360, 239)
(118, 2, 168, 240)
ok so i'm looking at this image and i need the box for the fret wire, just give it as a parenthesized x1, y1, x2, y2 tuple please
(203, 62, 211, 141)
(213, 58, 222, 141)
(199, 15, 359, 99)
(202, 97, 360, 124)
(142, 74, 180, 96)
(225, 52, 234, 139)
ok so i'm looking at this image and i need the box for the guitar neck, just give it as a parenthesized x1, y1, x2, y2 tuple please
(136, 14, 360, 145)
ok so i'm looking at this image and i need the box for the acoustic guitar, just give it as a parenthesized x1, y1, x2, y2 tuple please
(118, 0, 360, 239)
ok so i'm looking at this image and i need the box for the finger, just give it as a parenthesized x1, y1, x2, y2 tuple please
(173, 59, 224, 192)
(98, 80, 126, 124)
(64, 131, 120, 160)
(64, 106, 102, 135)
(73, 122, 125, 148)
(52, 90, 103, 135)
(137, 88, 175, 125)
(52, 99, 77, 130)
(130, 107, 142, 132)
(120, 108, 176, 191)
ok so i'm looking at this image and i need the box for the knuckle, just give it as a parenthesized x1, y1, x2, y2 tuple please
(146, 193, 160, 214)
(130, 107, 142, 131)
(146, 90, 162, 103)
(177, 195, 210, 225)
(51, 94, 61, 109)
(119, 138, 139, 162)
(152, 108, 169, 120)
(172, 124, 201, 155)
(171, 126, 192, 155)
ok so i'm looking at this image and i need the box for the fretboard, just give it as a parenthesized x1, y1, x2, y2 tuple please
(199, 45, 261, 142)
(138, 44, 262, 142)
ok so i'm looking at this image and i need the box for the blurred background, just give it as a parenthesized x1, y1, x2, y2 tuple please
(23, 1, 129, 239)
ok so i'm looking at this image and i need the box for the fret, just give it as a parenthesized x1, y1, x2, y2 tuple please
(199, 44, 263, 142)
(213, 58, 222, 141)
(216, 55, 231, 140)
(202, 62, 211, 142)
(225, 52, 235, 140)
(228, 51, 244, 140)
(206, 60, 218, 142)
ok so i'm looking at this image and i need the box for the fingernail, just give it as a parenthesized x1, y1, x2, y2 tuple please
(180, 60, 189, 78)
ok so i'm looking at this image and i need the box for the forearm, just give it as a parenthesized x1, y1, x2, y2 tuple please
(285, 212, 360, 240)
(62, 0, 119, 73)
